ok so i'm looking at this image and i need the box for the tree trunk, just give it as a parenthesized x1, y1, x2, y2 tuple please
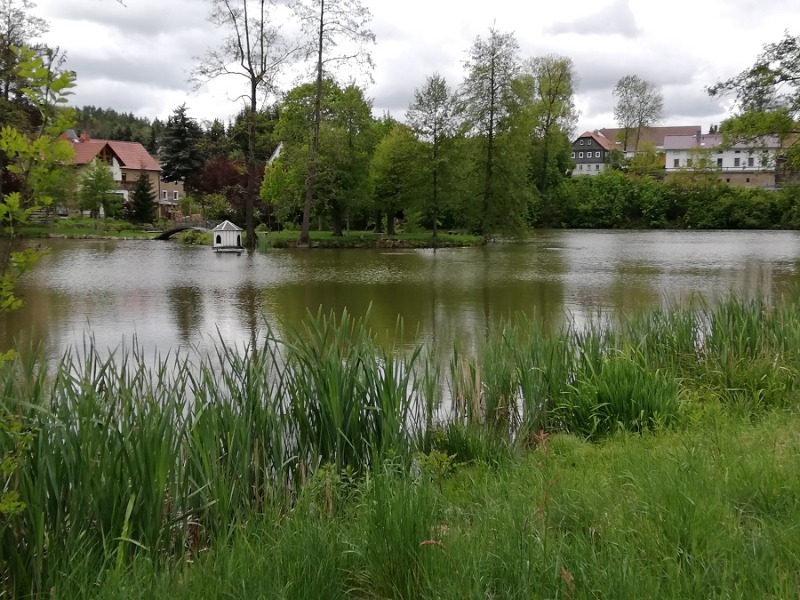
(300, 0, 325, 246)
(373, 209, 383, 233)
(386, 212, 395, 235)
(245, 82, 257, 249)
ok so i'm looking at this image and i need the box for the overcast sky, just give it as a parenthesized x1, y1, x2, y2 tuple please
(30, 0, 800, 135)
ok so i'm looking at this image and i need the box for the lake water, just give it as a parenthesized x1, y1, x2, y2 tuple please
(3, 230, 800, 360)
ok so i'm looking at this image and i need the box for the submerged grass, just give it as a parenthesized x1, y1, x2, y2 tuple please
(2, 289, 800, 597)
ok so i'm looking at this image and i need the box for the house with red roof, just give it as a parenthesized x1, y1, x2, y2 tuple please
(570, 130, 617, 176)
(69, 133, 183, 219)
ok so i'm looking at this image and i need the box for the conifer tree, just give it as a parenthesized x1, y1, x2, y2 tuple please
(128, 172, 155, 223)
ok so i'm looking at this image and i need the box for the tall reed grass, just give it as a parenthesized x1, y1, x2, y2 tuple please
(1, 289, 799, 596)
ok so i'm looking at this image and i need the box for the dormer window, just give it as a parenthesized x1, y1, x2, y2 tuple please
(587, 139, 592, 146)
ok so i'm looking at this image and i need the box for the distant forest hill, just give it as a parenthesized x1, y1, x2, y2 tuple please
(72, 106, 163, 153)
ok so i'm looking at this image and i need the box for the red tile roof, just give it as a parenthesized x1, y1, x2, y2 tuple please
(576, 130, 616, 151)
(71, 138, 161, 172)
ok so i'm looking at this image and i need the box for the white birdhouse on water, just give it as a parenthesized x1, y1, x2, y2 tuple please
(212, 220, 244, 252)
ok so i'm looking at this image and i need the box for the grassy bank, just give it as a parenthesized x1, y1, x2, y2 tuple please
(258, 229, 485, 249)
(1, 292, 800, 597)
(20, 217, 155, 239)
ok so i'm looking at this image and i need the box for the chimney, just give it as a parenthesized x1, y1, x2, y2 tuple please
(79, 132, 90, 142)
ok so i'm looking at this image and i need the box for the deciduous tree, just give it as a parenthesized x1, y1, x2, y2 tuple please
(292, 0, 375, 245)
(78, 158, 116, 218)
(406, 73, 457, 236)
(612, 74, 663, 153)
(193, 0, 295, 249)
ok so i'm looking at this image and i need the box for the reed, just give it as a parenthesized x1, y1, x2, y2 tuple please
(2, 289, 800, 596)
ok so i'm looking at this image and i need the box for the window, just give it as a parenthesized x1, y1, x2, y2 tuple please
(687, 158, 693, 168)
(595, 151, 601, 158)
(734, 150, 741, 154)
(571, 151, 575, 158)
(717, 158, 723, 167)
(595, 164, 599, 171)
(579, 139, 584, 145)
(121, 173, 127, 182)
(673, 158, 680, 168)
(748, 157, 754, 167)
(162, 191, 167, 200)
(726, 178, 730, 183)
(579, 164, 583, 170)
(579, 152, 583, 158)
(587, 139, 592, 146)
(746, 178, 750, 183)
(173, 191, 179, 201)
(734, 157, 740, 167)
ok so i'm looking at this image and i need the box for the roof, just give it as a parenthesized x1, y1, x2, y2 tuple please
(71, 138, 161, 172)
(663, 134, 783, 151)
(575, 131, 615, 151)
(599, 126, 702, 149)
(212, 220, 243, 232)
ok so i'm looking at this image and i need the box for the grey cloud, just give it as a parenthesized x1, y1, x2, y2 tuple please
(46, 0, 209, 37)
(548, 0, 640, 38)
(68, 53, 188, 90)
(663, 86, 726, 119)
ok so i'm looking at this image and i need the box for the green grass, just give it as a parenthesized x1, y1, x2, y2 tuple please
(2, 290, 800, 597)
(258, 229, 485, 249)
(19, 217, 155, 239)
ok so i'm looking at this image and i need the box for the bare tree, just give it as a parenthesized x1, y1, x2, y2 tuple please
(291, 0, 374, 245)
(612, 74, 663, 153)
(193, 0, 295, 249)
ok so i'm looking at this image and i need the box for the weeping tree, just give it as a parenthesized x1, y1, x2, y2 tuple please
(292, 0, 374, 244)
(193, 0, 295, 249)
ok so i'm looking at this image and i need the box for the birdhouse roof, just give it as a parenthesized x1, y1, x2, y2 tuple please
(212, 220, 243, 231)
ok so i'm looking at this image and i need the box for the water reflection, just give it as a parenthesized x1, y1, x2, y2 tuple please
(1, 230, 799, 360)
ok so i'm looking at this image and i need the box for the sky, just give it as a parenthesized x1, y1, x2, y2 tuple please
(29, 0, 800, 136)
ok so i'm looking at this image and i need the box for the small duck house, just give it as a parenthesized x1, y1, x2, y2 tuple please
(212, 220, 244, 252)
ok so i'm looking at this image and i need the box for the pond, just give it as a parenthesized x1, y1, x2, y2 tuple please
(3, 229, 800, 360)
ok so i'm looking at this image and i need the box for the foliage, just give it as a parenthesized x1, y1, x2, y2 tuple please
(127, 172, 155, 224)
(369, 123, 422, 234)
(709, 31, 800, 171)
(78, 158, 116, 218)
(202, 192, 233, 221)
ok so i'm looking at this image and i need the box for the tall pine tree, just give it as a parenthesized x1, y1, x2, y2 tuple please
(128, 172, 156, 223)
(159, 104, 203, 192)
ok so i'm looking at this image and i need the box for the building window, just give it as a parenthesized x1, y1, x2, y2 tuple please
(748, 157, 754, 167)
(173, 191, 179, 201)
(595, 164, 599, 171)
(579, 139, 584, 145)
(734, 150, 741, 154)
(587, 139, 592, 146)
(162, 191, 167, 200)
(578, 152, 583, 158)
(579, 164, 583, 170)
(726, 178, 730, 183)
(673, 158, 680, 168)
(595, 151, 600, 158)
(746, 178, 750, 183)
(717, 158, 723, 167)
(687, 158, 693, 168)
(571, 151, 575, 158)
(121, 173, 127, 182)
(734, 157, 740, 167)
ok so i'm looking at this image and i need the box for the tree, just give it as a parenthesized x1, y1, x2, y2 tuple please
(159, 104, 204, 193)
(128, 172, 155, 223)
(78, 158, 116, 218)
(0, 0, 48, 199)
(406, 73, 457, 236)
(370, 123, 421, 234)
(523, 55, 578, 194)
(459, 27, 526, 233)
(708, 31, 800, 170)
(292, 0, 375, 245)
(0, 44, 74, 344)
(612, 74, 663, 153)
(193, 0, 295, 249)
(268, 80, 375, 235)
